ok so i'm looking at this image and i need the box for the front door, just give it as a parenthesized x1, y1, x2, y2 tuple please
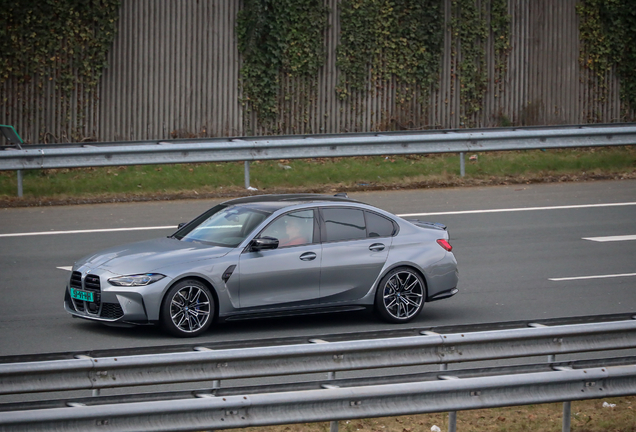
(237, 209, 321, 309)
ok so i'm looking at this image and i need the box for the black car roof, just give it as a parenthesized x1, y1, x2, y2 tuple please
(223, 193, 360, 206)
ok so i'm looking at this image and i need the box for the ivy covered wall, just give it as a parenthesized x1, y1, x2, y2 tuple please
(1, 0, 633, 144)
(577, 0, 636, 120)
(0, 0, 120, 143)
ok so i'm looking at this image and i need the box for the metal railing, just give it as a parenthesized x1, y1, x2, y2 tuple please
(1, 123, 635, 196)
(0, 314, 635, 432)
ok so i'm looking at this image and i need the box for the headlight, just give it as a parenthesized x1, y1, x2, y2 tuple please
(108, 273, 166, 287)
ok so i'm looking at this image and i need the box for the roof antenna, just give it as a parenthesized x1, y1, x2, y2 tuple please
(334, 193, 348, 198)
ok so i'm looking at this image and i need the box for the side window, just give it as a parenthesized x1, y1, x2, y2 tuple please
(323, 208, 366, 242)
(365, 211, 396, 238)
(260, 210, 314, 247)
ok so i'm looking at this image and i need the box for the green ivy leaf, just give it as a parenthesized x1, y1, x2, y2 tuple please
(1, 0, 120, 140)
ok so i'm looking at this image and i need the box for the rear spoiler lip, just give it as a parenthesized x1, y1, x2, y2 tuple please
(402, 218, 447, 231)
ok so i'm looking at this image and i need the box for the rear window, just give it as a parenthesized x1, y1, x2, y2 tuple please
(323, 208, 366, 242)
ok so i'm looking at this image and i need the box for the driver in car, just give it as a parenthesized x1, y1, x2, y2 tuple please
(281, 217, 309, 247)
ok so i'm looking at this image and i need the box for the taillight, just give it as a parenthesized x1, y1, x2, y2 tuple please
(437, 239, 452, 252)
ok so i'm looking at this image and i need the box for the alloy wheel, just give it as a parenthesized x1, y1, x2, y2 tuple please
(382, 270, 424, 320)
(169, 284, 211, 333)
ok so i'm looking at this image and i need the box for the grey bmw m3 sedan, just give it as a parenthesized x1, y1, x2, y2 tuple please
(64, 194, 458, 337)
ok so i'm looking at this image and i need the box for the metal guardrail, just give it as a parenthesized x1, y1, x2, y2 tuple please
(2, 355, 635, 412)
(0, 316, 635, 431)
(1, 365, 635, 432)
(1, 123, 635, 194)
(2, 320, 636, 395)
(2, 124, 635, 170)
(2, 312, 633, 364)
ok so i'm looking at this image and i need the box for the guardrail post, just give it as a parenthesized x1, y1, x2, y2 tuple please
(552, 355, 572, 432)
(439, 363, 458, 432)
(448, 411, 457, 432)
(16, 170, 23, 197)
(311, 339, 339, 432)
(532, 323, 572, 432)
(244, 161, 250, 189)
(194, 347, 220, 432)
(459, 152, 465, 177)
(562, 401, 571, 432)
(329, 371, 338, 432)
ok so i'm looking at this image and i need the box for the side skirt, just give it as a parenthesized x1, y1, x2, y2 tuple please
(221, 305, 368, 322)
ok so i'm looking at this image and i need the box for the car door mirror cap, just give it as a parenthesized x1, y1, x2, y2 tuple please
(251, 236, 279, 251)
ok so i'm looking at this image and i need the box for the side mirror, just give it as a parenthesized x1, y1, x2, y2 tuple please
(251, 236, 279, 251)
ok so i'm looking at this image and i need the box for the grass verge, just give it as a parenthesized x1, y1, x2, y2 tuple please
(0, 147, 634, 207)
(218, 397, 635, 432)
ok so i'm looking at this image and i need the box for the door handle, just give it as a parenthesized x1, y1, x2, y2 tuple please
(299, 252, 317, 261)
(369, 243, 385, 252)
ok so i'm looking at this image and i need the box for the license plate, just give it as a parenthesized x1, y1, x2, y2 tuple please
(70, 288, 94, 302)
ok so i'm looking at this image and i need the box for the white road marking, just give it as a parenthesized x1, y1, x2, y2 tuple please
(0, 226, 177, 238)
(398, 201, 636, 217)
(2, 201, 635, 238)
(583, 235, 636, 242)
(57, 266, 73, 272)
(549, 273, 636, 282)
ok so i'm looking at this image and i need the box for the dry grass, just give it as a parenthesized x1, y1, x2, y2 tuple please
(218, 397, 635, 432)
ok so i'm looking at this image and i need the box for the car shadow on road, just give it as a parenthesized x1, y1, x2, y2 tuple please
(67, 302, 473, 349)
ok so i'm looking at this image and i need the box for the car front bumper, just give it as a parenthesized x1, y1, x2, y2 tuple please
(64, 285, 154, 326)
(63, 266, 174, 326)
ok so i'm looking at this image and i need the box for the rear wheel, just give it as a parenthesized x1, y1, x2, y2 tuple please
(160, 279, 214, 337)
(375, 267, 425, 323)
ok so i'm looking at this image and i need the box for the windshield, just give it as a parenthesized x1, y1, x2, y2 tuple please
(174, 205, 271, 247)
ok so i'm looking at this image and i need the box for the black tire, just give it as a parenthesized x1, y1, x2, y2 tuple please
(375, 267, 426, 323)
(160, 279, 214, 337)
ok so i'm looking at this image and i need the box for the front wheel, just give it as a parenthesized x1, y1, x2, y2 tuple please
(375, 267, 425, 323)
(160, 279, 214, 337)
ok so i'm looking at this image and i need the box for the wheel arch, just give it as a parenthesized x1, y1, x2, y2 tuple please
(162, 275, 220, 323)
(373, 263, 429, 308)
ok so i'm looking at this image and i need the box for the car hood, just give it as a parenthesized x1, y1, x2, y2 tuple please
(75, 237, 233, 275)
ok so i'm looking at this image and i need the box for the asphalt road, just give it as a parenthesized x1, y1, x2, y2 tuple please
(0, 180, 635, 357)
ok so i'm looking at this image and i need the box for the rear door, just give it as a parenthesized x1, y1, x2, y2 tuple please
(319, 207, 395, 303)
